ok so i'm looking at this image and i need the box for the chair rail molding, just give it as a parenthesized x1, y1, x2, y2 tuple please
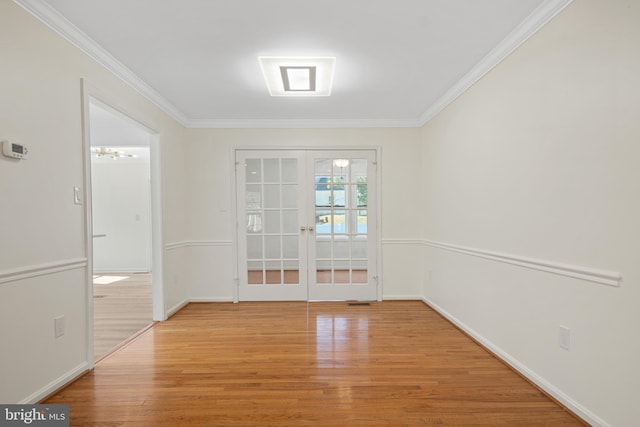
(423, 239, 621, 287)
(0, 258, 88, 284)
(165, 240, 233, 252)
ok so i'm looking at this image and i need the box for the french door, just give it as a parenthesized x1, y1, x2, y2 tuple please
(236, 149, 378, 301)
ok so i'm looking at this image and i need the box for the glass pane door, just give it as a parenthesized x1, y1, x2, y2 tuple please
(308, 151, 377, 301)
(237, 151, 307, 301)
(236, 149, 377, 302)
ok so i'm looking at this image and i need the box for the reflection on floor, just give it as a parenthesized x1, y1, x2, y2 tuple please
(93, 273, 152, 361)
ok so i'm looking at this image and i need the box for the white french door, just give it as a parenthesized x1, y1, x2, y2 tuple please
(236, 149, 378, 301)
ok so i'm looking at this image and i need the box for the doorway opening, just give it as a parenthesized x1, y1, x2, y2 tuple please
(88, 101, 154, 361)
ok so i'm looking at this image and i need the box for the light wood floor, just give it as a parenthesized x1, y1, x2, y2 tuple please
(93, 273, 153, 361)
(47, 301, 584, 426)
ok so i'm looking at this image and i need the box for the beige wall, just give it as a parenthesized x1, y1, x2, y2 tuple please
(0, 1, 188, 403)
(419, 0, 639, 425)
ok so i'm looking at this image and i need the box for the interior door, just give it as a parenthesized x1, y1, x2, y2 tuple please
(236, 149, 377, 301)
(307, 151, 377, 301)
(237, 150, 307, 301)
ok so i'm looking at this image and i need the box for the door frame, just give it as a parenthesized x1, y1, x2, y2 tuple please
(231, 146, 383, 302)
(81, 79, 165, 367)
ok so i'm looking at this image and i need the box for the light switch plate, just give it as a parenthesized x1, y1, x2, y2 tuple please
(73, 187, 82, 205)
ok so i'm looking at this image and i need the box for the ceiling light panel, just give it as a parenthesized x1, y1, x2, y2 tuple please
(259, 57, 335, 97)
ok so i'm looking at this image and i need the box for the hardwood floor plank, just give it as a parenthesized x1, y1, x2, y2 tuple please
(93, 273, 153, 360)
(46, 301, 584, 426)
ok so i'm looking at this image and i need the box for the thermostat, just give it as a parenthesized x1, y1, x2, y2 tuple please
(2, 140, 28, 159)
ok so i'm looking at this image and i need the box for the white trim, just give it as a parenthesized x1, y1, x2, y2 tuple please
(383, 294, 423, 301)
(418, 0, 573, 126)
(165, 241, 190, 251)
(13, 0, 572, 129)
(19, 362, 90, 404)
(382, 239, 424, 246)
(165, 240, 233, 251)
(185, 240, 234, 247)
(424, 239, 622, 287)
(93, 268, 151, 274)
(166, 298, 189, 318)
(422, 297, 609, 427)
(0, 258, 87, 284)
(13, 0, 188, 126)
(185, 118, 422, 129)
(81, 80, 167, 346)
(189, 297, 234, 303)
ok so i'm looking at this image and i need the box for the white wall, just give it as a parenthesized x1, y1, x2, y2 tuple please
(91, 159, 151, 272)
(0, 2, 188, 403)
(419, 0, 639, 425)
(184, 128, 423, 301)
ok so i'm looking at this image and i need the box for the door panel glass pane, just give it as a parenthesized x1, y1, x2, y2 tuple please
(282, 184, 297, 208)
(352, 159, 367, 182)
(333, 211, 346, 234)
(353, 238, 367, 258)
(357, 210, 367, 234)
(316, 269, 332, 284)
(333, 239, 349, 258)
(264, 159, 280, 182)
(353, 266, 368, 283)
(248, 261, 263, 284)
(316, 238, 331, 259)
(265, 261, 281, 284)
(265, 236, 281, 259)
(282, 210, 298, 233)
(246, 184, 262, 209)
(264, 210, 281, 234)
(246, 212, 263, 233)
(246, 159, 261, 182)
(264, 185, 280, 209)
(315, 210, 331, 234)
(284, 269, 299, 284)
(283, 235, 298, 259)
(282, 159, 297, 182)
(266, 271, 282, 284)
(357, 184, 367, 207)
(247, 235, 263, 259)
(335, 268, 350, 284)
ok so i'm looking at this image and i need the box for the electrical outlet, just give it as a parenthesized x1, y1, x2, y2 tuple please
(559, 326, 570, 351)
(54, 315, 65, 338)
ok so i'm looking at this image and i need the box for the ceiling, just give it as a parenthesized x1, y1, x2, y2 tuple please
(19, 0, 571, 128)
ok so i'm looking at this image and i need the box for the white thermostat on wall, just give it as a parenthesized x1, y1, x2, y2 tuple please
(2, 140, 28, 159)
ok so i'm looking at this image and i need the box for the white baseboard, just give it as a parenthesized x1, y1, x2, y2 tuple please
(93, 268, 150, 274)
(166, 298, 189, 319)
(421, 296, 609, 427)
(21, 362, 90, 404)
(382, 294, 423, 301)
(189, 297, 234, 303)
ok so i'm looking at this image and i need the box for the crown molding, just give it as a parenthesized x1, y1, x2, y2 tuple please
(183, 117, 423, 129)
(14, 0, 572, 130)
(417, 0, 574, 126)
(13, 0, 189, 126)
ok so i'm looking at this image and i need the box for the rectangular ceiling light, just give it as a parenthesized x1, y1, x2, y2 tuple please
(259, 57, 335, 97)
(281, 66, 316, 92)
